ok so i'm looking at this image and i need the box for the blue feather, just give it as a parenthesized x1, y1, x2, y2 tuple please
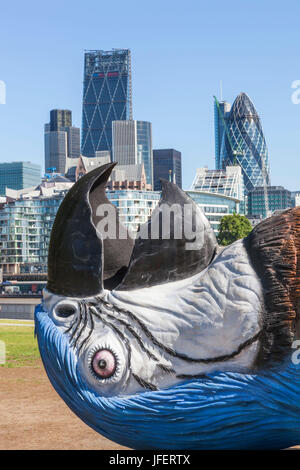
(35, 304, 300, 449)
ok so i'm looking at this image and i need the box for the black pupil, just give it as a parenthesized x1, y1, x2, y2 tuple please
(98, 359, 107, 369)
(57, 306, 76, 318)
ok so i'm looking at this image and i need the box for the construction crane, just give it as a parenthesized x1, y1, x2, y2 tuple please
(214, 96, 269, 218)
(260, 152, 270, 218)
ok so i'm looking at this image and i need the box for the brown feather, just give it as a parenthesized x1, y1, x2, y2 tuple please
(244, 207, 300, 367)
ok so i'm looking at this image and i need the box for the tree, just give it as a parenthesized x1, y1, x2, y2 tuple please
(217, 213, 252, 246)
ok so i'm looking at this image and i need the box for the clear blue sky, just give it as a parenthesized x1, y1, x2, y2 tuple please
(0, 0, 299, 190)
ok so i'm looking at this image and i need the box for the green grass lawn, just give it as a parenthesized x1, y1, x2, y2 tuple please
(0, 325, 40, 368)
(0, 319, 34, 324)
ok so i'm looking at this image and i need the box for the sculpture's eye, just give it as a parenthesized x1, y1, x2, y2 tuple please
(54, 301, 78, 319)
(91, 349, 117, 379)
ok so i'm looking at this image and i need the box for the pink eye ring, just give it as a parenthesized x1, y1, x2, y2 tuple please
(91, 349, 117, 379)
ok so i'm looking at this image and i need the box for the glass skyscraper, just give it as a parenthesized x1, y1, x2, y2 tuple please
(214, 98, 231, 170)
(153, 149, 182, 190)
(50, 109, 72, 131)
(220, 92, 270, 194)
(136, 121, 152, 187)
(44, 109, 80, 174)
(81, 49, 132, 158)
(112, 120, 153, 187)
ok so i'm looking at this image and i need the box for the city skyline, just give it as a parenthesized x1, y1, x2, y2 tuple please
(0, 1, 300, 191)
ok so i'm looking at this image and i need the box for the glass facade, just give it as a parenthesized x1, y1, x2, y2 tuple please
(248, 186, 292, 218)
(214, 98, 231, 170)
(153, 149, 182, 190)
(106, 189, 160, 233)
(81, 49, 132, 158)
(191, 166, 244, 206)
(44, 109, 80, 174)
(186, 191, 240, 234)
(50, 109, 72, 131)
(0, 162, 41, 196)
(136, 121, 153, 187)
(220, 92, 270, 195)
(66, 126, 81, 160)
(0, 195, 64, 273)
(44, 130, 67, 174)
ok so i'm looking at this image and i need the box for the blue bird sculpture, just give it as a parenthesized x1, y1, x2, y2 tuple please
(35, 163, 300, 449)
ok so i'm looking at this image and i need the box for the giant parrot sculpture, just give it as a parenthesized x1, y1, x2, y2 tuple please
(35, 163, 300, 449)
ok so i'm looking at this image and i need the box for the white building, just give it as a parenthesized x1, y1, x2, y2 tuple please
(291, 191, 300, 207)
(191, 165, 244, 204)
(186, 191, 241, 234)
(106, 189, 160, 233)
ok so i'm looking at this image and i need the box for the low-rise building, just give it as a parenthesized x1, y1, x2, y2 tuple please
(291, 191, 300, 207)
(107, 164, 152, 191)
(106, 189, 160, 233)
(246, 214, 263, 227)
(186, 190, 241, 234)
(191, 165, 244, 204)
(0, 180, 161, 274)
(0, 180, 73, 275)
(0, 162, 41, 196)
(248, 186, 292, 218)
(65, 152, 111, 181)
(65, 154, 152, 192)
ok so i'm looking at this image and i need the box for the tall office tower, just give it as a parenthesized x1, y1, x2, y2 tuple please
(220, 92, 270, 194)
(50, 109, 72, 131)
(81, 49, 132, 158)
(153, 149, 182, 191)
(112, 120, 153, 187)
(214, 98, 231, 169)
(67, 126, 81, 159)
(0, 162, 41, 196)
(44, 109, 80, 174)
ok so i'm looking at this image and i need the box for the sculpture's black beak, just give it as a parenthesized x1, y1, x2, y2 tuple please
(47, 163, 134, 297)
(116, 179, 218, 290)
(47, 163, 218, 297)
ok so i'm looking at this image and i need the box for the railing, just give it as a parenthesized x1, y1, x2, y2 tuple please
(0, 293, 43, 298)
(3, 273, 47, 281)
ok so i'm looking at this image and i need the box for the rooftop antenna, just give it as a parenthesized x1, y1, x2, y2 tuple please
(220, 80, 223, 101)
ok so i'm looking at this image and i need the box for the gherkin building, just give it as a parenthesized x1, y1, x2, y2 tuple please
(220, 92, 270, 194)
